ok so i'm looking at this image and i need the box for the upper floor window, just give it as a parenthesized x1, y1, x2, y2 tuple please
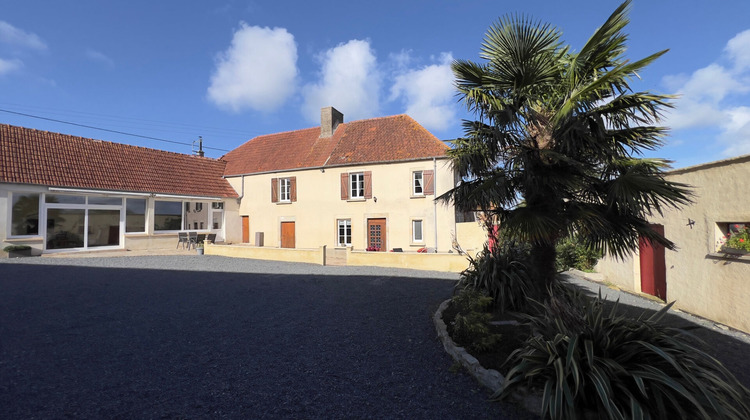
(341, 171, 372, 200)
(413, 171, 424, 195)
(412, 169, 435, 196)
(271, 177, 296, 203)
(279, 178, 291, 202)
(350, 173, 365, 199)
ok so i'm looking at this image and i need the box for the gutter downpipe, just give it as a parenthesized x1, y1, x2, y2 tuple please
(433, 157, 438, 253)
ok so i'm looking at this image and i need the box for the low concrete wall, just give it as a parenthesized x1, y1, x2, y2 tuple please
(124, 233, 179, 251)
(346, 248, 470, 272)
(206, 244, 326, 265)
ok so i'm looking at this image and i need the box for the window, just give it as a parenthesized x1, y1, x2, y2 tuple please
(350, 173, 365, 198)
(212, 202, 224, 210)
(279, 178, 291, 202)
(195, 203, 203, 212)
(271, 177, 296, 203)
(412, 219, 424, 243)
(716, 222, 750, 253)
(341, 171, 371, 200)
(10, 193, 39, 236)
(413, 171, 424, 195)
(125, 198, 146, 233)
(154, 201, 183, 231)
(337, 219, 351, 246)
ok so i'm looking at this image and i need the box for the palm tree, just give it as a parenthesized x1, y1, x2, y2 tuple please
(441, 0, 692, 289)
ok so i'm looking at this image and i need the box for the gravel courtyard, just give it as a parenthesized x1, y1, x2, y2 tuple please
(0, 255, 534, 419)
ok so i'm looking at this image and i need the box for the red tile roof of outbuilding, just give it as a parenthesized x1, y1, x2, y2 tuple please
(0, 124, 238, 198)
(222, 114, 449, 176)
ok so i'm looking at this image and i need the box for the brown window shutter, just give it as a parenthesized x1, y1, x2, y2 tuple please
(271, 178, 279, 203)
(340, 173, 349, 200)
(364, 171, 372, 199)
(290, 177, 297, 202)
(423, 170, 435, 195)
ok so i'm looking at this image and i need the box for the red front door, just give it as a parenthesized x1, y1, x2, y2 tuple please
(367, 218, 386, 251)
(639, 224, 667, 300)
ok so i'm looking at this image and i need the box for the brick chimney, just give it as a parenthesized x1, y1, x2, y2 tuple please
(320, 106, 343, 138)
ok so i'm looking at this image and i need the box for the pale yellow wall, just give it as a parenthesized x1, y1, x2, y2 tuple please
(205, 243, 325, 265)
(455, 221, 487, 255)
(595, 156, 750, 333)
(346, 248, 470, 272)
(231, 158, 457, 252)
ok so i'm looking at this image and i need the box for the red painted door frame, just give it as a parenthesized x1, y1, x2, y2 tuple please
(639, 224, 667, 300)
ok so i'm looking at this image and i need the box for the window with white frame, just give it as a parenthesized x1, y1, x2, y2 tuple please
(337, 219, 351, 246)
(154, 201, 183, 231)
(412, 219, 424, 243)
(413, 171, 424, 196)
(279, 178, 291, 202)
(350, 173, 365, 199)
(10, 192, 40, 236)
(125, 198, 146, 233)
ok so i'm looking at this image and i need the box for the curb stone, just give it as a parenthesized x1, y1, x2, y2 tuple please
(433, 299, 542, 415)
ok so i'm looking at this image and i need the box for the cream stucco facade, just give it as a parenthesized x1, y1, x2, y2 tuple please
(225, 158, 461, 253)
(596, 155, 750, 333)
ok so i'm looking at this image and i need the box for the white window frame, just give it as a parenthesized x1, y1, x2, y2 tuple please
(279, 178, 291, 202)
(413, 171, 424, 196)
(412, 219, 424, 243)
(7, 192, 41, 238)
(350, 173, 365, 199)
(337, 219, 352, 247)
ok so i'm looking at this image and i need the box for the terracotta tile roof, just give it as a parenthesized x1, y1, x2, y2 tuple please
(222, 114, 449, 176)
(0, 124, 238, 198)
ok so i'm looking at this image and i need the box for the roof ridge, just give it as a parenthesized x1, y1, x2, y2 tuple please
(0, 123, 221, 161)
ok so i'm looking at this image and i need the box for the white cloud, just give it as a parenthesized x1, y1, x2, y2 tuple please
(207, 23, 298, 113)
(663, 29, 750, 157)
(0, 57, 23, 75)
(726, 29, 750, 72)
(389, 52, 456, 131)
(85, 49, 114, 67)
(0, 21, 46, 50)
(301, 39, 381, 123)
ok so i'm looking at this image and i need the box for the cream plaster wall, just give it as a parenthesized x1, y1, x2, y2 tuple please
(231, 158, 457, 252)
(595, 156, 750, 333)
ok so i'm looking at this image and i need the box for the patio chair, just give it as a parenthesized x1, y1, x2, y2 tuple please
(177, 232, 189, 249)
(206, 233, 216, 244)
(187, 231, 198, 249)
(196, 233, 207, 247)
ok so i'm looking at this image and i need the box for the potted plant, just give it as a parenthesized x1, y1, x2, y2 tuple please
(720, 224, 750, 255)
(196, 241, 204, 255)
(4, 245, 34, 258)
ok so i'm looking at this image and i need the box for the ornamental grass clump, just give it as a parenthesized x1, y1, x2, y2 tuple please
(495, 288, 750, 419)
(458, 237, 540, 314)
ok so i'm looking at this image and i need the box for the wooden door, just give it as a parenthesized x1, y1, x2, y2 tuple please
(242, 216, 249, 243)
(367, 218, 386, 251)
(281, 221, 295, 248)
(639, 224, 667, 300)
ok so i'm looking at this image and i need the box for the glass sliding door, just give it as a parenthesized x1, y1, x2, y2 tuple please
(88, 209, 120, 247)
(46, 208, 86, 249)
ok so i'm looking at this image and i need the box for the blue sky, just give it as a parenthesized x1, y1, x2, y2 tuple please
(1, 0, 749, 168)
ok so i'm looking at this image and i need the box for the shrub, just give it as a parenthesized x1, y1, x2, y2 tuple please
(495, 289, 750, 419)
(3, 245, 32, 252)
(555, 237, 602, 272)
(458, 237, 539, 313)
(449, 289, 503, 353)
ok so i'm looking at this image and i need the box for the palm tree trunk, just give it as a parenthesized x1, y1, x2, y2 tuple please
(531, 242, 557, 292)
